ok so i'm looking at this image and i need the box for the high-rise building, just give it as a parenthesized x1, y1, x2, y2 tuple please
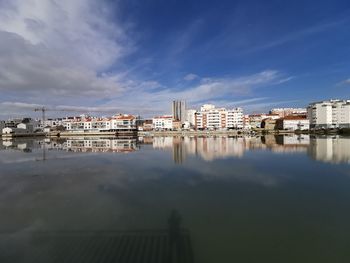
(172, 100, 186, 122)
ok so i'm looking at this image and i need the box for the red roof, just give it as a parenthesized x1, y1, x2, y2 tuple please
(283, 115, 307, 120)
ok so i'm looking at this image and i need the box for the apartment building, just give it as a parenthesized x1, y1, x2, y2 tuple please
(152, 116, 173, 130)
(195, 104, 243, 130)
(65, 114, 136, 132)
(307, 100, 350, 129)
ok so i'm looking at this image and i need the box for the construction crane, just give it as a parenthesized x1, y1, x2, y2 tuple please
(34, 107, 47, 126)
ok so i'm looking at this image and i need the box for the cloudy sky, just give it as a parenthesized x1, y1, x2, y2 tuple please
(0, 0, 350, 119)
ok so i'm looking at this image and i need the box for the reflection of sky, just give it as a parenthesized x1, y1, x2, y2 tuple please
(1, 136, 350, 262)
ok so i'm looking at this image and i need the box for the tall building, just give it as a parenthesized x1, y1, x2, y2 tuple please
(172, 100, 186, 122)
(307, 99, 350, 129)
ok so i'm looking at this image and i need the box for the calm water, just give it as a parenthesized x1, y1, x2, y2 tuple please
(1, 135, 350, 262)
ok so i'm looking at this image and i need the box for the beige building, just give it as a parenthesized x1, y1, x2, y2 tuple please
(307, 99, 350, 129)
(195, 104, 243, 130)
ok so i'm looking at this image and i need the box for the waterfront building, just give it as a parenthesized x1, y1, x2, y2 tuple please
(185, 109, 197, 127)
(65, 114, 136, 132)
(270, 108, 307, 117)
(195, 104, 243, 130)
(137, 119, 153, 131)
(17, 123, 34, 132)
(276, 116, 310, 131)
(2, 127, 32, 135)
(261, 118, 277, 130)
(152, 115, 173, 130)
(248, 114, 280, 129)
(172, 100, 186, 122)
(307, 99, 350, 129)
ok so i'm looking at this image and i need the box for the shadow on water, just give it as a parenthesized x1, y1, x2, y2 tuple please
(0, 210, 194, 263)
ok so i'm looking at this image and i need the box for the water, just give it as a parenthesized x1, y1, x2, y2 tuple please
(1, 135, 350, 262)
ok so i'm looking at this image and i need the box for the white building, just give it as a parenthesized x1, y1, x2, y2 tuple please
(278, 116, 309, 131)
(195, 105, 244, 130)
(185, 109, 197, 127)
(65, 115, 136, 132)
(152, 116, 173, 130)
(227, 108, 244, 129)
(17, 123, 34, 132)
(2, 127, 32, 135)
(307, 100, 350, 129)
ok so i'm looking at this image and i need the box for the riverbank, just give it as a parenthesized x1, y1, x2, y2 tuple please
(2, 128, 350, 139)
(1, 132, 46, 138)
(138, 130, 253, 137)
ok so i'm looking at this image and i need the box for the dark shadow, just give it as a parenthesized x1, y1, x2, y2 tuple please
(0, 211, 194, 263)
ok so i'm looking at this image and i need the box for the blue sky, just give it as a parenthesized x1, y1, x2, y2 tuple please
(0, 0, 350, 118)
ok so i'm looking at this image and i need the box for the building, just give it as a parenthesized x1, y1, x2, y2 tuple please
(17, 123, 34, 132)
(261, 118, 277, 130)
(195, 104, 244, 130)
(307, 100, 350, 129)
(227, 108, 244, 129)
(276, 116, 310, 131)
(152, 116, 173, 130)
(185, 109, 197, 127)
(247, 114, 280, 129)
(137, 119, 153, 131)
(65, 114, 136, 132)
(270, 108, 307, 117)
(2, 127, 32, 135)
(172, 100, 186, 122)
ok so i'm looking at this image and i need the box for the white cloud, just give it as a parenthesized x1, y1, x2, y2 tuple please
(0, 69, 290, 118)
(0, 1, 294, 119)
(184, 73, 199, 81)
(99, 70, 290, 116)
(0, 0, 131, 105)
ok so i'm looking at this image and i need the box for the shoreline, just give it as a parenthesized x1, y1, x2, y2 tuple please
(2, 128, 350, 139)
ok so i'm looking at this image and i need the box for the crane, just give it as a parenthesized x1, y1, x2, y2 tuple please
(34, 107, 47, 126)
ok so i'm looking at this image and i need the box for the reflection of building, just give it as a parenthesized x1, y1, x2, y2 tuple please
(64, 139, 138, 153)
(172, 137, 186, 164)
(307, 100, 350, 129)
(308, 136, 350, 164)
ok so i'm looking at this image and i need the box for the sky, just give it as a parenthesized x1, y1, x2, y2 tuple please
(0, 0, 350, 119)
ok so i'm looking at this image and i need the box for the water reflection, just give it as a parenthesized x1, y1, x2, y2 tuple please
(1, 135, 350, 262)
(1, 135, 350, 164)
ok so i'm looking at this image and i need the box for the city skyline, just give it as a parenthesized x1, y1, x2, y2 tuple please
(0, 1, 350, 119)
